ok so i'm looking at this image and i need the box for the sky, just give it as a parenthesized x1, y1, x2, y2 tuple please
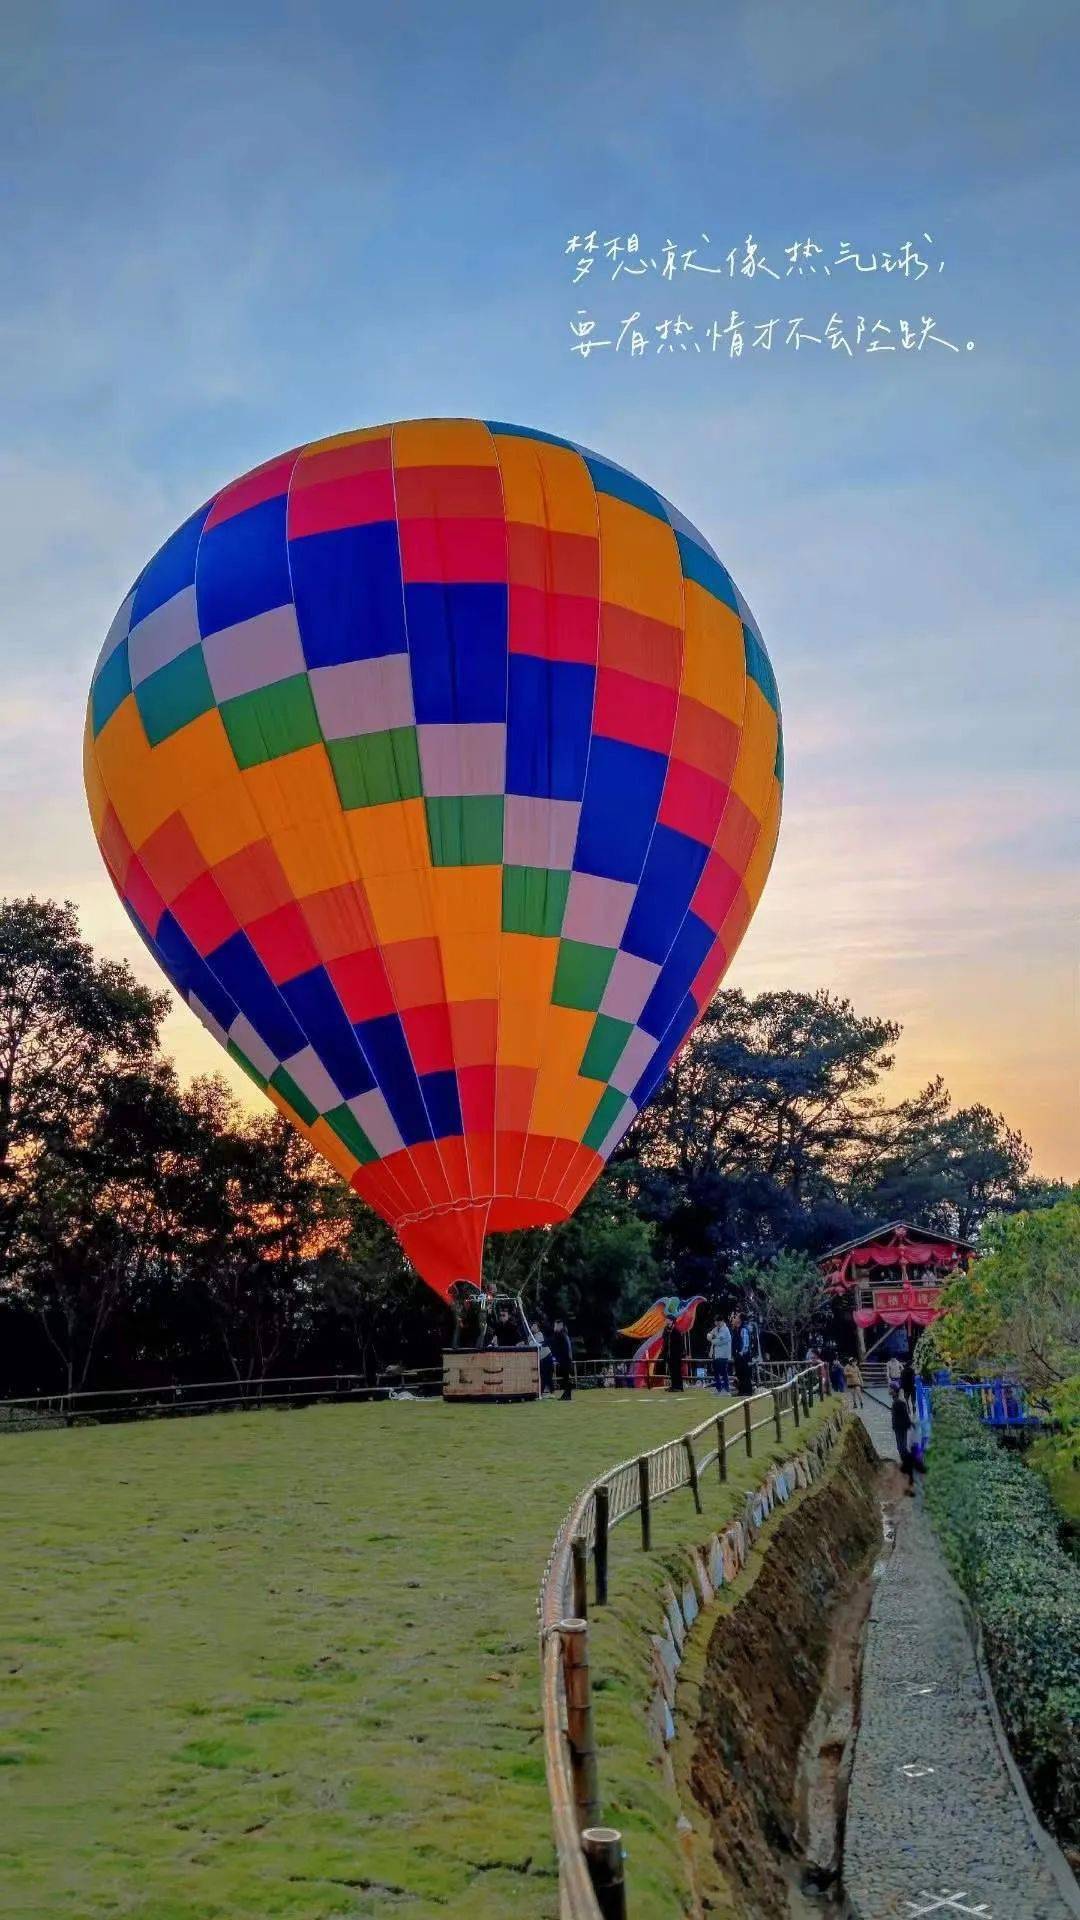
(1, 0, 1077, 1175)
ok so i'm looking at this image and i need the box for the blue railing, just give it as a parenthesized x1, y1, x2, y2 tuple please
(930, 1370, 1046, 1428)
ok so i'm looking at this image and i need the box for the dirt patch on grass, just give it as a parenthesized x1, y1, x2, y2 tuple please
(685, 1422, 880, 1918)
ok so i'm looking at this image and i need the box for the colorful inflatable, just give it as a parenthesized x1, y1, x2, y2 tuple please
(620, 1295, 707, 1386)
(85, 420, 782, 1298)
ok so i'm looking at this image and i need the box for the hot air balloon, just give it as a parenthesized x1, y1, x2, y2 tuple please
(84, 419, 782, 1301)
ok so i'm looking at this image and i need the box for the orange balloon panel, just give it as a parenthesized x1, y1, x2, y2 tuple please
(85, 421, 782, 1298)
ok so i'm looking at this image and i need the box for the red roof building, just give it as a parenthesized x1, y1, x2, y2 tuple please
(820, 1220, 977, 1359)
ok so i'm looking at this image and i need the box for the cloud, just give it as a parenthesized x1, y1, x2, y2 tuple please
(0, 0, 1075, 1184)
(731, 770, 1079, 1175)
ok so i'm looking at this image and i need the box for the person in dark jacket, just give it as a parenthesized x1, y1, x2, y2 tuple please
(663, 1315, 685, 1391)
(731, 1312, 753, 1397)
(890, 1387, 916, 1493)
(483, 1302, 515, 1348)
(548, 1318, 574, 1400)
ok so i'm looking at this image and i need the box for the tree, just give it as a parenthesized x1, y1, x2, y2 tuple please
(856, 1083, 1032, 1237)
(932, 1187, 1080, 1391)
(940, 1104, 1033, 1238)
(534, 1166, 660, 1355)
(625, 987, 901, 1288)
(192, 1108, 352, 1386)
(632, 987, 899, 1199)
(624, 990, 1037, 1295)
(9, 1060, 197, 1394)
(475, 1164, 660, 1356)
(731, 1248, 830, 1359)
(309, 1202, 445, 1383)
(0, 897, 177, 1391)
(0, 897, 166, 1269)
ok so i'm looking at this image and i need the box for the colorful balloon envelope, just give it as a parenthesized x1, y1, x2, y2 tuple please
(85, 420, 783, 1298)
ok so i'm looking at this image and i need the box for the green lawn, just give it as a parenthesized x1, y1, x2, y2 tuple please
(0, 1387, 759, 1920)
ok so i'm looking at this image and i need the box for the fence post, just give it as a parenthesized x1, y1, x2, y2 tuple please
(743, 1397, 753, 1458)
(683, 1435, 702, 1514)
(559, 1618, 600, 1829)
(583, 1826, 627, 1920)
(594, 1485, 610, 1606)
(571, 1534, 589, 1622)
(716, 1416, 728, 1483)
(772, 1390, 783, 1443)
(792, 1378, 801, 1428)
(637, 1456, 652, 1550)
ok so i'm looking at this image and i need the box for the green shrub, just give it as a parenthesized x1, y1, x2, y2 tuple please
(927, 1392, 1080, 1841)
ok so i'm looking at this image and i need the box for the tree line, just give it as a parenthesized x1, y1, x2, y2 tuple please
(926, 1184, 1080, 1471)
(0, 896, 1064, 1399)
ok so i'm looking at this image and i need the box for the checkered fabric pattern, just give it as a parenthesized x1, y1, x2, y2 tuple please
(85, 419, 783, 1297)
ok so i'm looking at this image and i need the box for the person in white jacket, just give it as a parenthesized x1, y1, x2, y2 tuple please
(708, 1316, 733, 1393)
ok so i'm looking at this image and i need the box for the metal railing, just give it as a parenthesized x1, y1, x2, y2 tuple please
(563, 1355, 823, 1393)
(538, 1362, 833, 1919)
(1, 1354, 821, 1427)
(0, 1368, 444, 1427)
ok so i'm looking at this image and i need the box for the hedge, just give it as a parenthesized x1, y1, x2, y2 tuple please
(926, 1392, 1080, 1842)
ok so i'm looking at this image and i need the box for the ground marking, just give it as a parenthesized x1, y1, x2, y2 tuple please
(899, 1762, 936, 1778)
(904, 1893, 991, 1917)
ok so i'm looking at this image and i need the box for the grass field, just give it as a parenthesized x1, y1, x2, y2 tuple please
(0, 1386, 792, 1920)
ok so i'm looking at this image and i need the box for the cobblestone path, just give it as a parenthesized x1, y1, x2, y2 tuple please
(844, 1396, 1078, 1920)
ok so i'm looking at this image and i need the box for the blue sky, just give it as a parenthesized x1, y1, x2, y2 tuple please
(2, 0, 1077, 1170)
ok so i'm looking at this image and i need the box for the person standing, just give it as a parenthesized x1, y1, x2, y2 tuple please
(663, 1314, 686, 1392)
(843, 1357, 864, 1408)
(732, 1312, 753, 1398)
(528, 1318, 554, 1396)
(890, 1386, 916, 1493)
(548, 1318, 574, 1401)
(708, 1316, 732, 1394)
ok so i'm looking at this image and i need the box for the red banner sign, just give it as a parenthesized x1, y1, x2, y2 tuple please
(872, 1285, 943, 1313)
(853, 1281, 945, 1329)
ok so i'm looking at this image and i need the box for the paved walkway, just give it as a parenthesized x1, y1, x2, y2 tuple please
(845, 1396, 1078, 1920)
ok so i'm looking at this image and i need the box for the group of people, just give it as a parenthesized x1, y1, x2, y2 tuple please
(478, 1297, 929, 1472)
(822, 1351, 865, 1407)
(481, 1298, 575, 1400)
(704, 1313, 757, 1396)
(819, 1343, 926, 1490)
(885, 1354, 926, 1492)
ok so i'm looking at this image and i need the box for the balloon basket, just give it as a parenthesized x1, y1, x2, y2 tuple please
(442, 1349, 542, 1402)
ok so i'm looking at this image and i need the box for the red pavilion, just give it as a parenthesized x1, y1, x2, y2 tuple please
(820, 1220, 977, 1362)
